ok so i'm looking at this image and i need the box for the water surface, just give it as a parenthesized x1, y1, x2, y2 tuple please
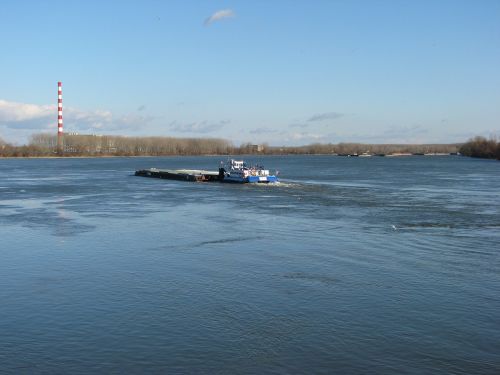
(1, 155, 499, 374)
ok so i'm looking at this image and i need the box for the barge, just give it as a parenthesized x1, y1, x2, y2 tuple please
(134, 168, 220, 182)
(135, 159, 279, 184)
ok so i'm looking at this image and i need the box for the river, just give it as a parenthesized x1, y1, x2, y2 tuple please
(1, 155, 499, 374)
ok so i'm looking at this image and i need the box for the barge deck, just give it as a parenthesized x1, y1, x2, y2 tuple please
(135, 168, 221, 182)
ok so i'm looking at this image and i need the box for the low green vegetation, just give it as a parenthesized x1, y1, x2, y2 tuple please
(459, 137, 500, 160)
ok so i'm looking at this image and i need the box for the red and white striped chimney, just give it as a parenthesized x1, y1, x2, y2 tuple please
(57, 82, 63, 135)
(57, 81, 63, 152)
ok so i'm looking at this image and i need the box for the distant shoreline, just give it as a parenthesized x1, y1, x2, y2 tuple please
(0, 153, 462, 159)
(1, 133, 463, 158)
(4, 133, 496, 160)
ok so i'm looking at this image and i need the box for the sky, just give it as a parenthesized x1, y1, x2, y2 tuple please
(0, 0, 499, 146)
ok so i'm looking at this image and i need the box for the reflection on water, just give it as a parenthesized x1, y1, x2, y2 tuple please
(0, 155, 499, 374)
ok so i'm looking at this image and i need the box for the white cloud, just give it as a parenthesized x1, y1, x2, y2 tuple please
(308, 112, 344, 122)
(64, 107, 113, 130)
(204, 9, 235, 26)
(289, 123, 309, 129)
(0, 99, 154, 142)
(169, 120, 229, 134)
(283, 132, 326, 144)
(66, 108, 153, 132)
(249, 127, 278, 134)
(0, 99, 53, 123)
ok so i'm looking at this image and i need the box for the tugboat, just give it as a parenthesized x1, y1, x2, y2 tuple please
(218, 159, 279, 183)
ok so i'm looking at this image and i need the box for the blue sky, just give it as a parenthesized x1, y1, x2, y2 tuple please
(1, 0, 499, 145)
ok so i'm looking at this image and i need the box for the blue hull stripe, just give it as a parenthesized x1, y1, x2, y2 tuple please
(223, 175, 278, 183)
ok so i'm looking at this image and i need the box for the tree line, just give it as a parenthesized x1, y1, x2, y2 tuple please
(0, 132, 464, 157)
(259, 142, 459, 155)
(459, 136, 500, 160)
(1, 134, 234, 157)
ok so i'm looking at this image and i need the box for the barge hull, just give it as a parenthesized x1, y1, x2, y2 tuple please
(135, 168, 278, 183)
